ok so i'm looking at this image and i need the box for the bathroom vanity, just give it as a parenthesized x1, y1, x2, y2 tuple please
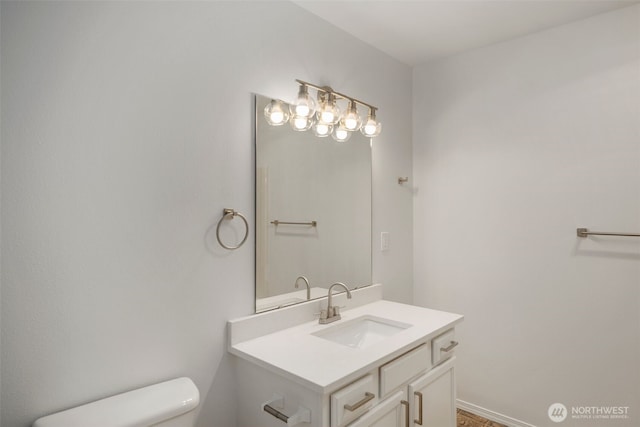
(228, 285, 463, 427)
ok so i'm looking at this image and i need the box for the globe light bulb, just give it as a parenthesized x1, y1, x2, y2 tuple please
(313, 121, 333, 137)
(332, 124, 351, 142)
(289, 84, 317, 119)
(290, 115, 314, 132)
(316, 92, 341, 125)
(340, 100, 362, 131)
(264, 99, 290, 126)
(360, 109, 382, 137)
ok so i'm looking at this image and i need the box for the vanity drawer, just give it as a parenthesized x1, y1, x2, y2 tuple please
(379, 344, 430, 397)
(331, 374, 377, 427)
(432, 329, 458, 366)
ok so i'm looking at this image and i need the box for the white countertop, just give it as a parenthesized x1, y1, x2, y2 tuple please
(229, 299, 463, 393)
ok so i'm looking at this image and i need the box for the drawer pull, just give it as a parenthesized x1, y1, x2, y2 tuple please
(344, 392, 375, 411)
(440, 341, 459, 352)
(401, 400, 410, 427)
(261, 394, 311, 426)
(414, 391, 423, 425)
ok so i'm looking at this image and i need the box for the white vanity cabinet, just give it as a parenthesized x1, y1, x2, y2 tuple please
(233, 332, 458, 427)
(228, 288, 463, 427)
(347, 390, 407, 427)
(349, 332, 457, 427)
(407, 357, 456, 427)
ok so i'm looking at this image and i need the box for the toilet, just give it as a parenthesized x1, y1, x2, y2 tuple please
(33, 377, 200, 427)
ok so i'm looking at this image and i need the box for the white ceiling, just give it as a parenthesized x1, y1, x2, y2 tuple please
(293, 0, 639, 65)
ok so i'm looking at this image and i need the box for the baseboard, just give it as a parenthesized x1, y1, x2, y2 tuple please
(457, 399, 537, 427)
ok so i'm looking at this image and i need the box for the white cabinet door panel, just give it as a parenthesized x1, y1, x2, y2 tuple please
(348, 390, 407, 427)
(407, 357, 456, 427)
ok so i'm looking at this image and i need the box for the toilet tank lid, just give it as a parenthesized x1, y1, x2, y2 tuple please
(33, 377, 200, 427)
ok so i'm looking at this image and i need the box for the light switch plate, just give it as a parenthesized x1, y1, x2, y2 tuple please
(381, 232, 390, 251)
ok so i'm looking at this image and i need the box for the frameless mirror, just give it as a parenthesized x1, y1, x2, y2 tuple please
(255, 94, 372, 312)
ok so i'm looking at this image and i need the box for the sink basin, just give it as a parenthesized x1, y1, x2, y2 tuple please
(312, 315, 412, 349)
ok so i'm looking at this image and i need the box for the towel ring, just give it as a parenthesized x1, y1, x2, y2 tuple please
(216, 208, 249, 250)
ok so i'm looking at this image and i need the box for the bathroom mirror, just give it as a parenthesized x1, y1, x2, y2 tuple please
(255, 94, 372, 312)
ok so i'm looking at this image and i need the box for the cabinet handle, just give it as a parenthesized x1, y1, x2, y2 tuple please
(344, 392, 375, 411)
(261, 394, 311, 426)
(440, 341, 459, 352)
(414, 391, 423, 425)
(401, 400, 410, 427)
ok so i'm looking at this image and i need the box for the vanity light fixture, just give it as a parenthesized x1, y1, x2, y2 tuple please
(289, 83, 316, 119)
(361, 108, 382, 137)
(341, 100, 362, 131)
(313, 121, 333, 138)
(317, 92, 341, 125)
(263, 79, 382, 141)
(291, 115, 313, 132)
(332, 124, 351, 142)
(264, 99, 290, 126)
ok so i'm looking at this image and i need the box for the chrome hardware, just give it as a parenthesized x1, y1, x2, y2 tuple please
(398, 177, 409, 184)
(414, 392, 423, 425)
(440, 341, 459, 352)
(216, 208, 249, 250)
(577, 228, 640, 238)
(264, 405, 289, 423)
(261, 395, 311, 426)
(294, 276, 311, 300)
(271, 220, 317, 227)
(344, 392, 375, 412)
(401, 400, 410, 427)
(319, 283, 352, 324)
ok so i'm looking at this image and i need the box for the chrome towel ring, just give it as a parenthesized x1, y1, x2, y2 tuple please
(216, 208, 249, 250)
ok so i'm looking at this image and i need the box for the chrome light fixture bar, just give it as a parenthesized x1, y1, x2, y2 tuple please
(264, 79, 382, 141)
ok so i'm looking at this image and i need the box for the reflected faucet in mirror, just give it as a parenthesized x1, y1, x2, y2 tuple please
(319, 283, 352, 324)
(295, 276, 311, 300)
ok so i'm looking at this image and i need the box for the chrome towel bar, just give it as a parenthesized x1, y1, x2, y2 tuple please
(577, 228, 640, 238)
(271, 220, 317, 227)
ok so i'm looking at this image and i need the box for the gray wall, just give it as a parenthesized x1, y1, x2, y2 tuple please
(0, 2, 413, 426)
(413, 5, 639, 427)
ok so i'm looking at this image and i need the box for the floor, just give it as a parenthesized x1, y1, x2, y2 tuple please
(457, 409, 508, 427)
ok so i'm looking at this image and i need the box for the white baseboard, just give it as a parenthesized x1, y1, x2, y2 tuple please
(457, 399, 537, 427)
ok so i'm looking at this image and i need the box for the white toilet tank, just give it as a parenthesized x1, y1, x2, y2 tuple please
(33, 377, 200, 427)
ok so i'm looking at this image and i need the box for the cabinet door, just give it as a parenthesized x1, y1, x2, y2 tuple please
(407, 357, 456, 427)
(347, 390, 407, 427)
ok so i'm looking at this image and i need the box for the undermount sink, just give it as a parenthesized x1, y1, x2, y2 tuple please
(312, 315, 412, 349)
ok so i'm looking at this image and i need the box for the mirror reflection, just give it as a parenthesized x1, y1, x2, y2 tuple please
(255, 94, 372, 312)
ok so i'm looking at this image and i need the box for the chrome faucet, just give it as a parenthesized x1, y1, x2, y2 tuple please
(319, 282, 352, 324)
(295, 276, 311, 300)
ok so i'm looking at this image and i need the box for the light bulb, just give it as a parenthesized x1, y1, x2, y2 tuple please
(316, 92, 341, 125)
(290, 115, 314, 131)
(332, 124, 351, 142)
(264, 99, 290, 126)
(360, 109, 382, 137)
(289, 84, 317, 119)
(340, 100, 362, 131)
(313, 121, 333, 137)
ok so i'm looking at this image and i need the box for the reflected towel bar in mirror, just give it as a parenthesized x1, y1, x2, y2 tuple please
(577, 228, 640, 238)
(271, 220, 317, 227)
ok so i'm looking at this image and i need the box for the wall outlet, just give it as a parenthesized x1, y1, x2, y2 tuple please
(381, 232, 390, 251)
